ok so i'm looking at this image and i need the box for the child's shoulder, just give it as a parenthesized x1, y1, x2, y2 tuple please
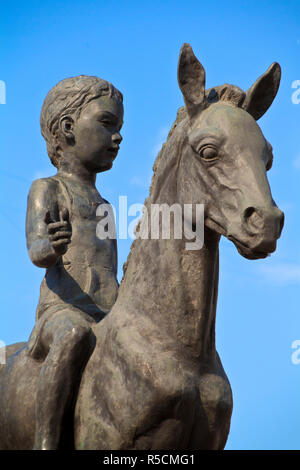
(28, 175, 60, 199)
(30, 175, 59, 190)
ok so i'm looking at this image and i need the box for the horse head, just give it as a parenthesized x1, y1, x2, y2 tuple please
(177, 43, 284, 259)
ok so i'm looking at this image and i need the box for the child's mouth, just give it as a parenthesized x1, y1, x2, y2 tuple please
(107, 146, 119, 155)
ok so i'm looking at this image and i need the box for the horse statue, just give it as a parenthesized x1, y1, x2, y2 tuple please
(0, 44, 284, 449)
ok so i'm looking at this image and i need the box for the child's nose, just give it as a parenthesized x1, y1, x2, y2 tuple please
(112, 132, 122, 144)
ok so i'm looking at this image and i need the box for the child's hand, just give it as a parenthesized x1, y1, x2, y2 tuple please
(44, 208, 72, 256)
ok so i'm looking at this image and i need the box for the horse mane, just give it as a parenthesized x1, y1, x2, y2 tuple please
(120, 83, 246, 282)
(120, 107, 186, 282)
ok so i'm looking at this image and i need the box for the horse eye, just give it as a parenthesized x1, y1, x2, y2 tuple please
(200, 145, 218, 161)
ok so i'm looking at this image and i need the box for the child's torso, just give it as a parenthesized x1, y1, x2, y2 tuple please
(37, 174, 119, 320)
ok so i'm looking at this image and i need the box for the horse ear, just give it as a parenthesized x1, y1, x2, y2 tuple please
(178, 43, 206, 119)
(243, 62, 281, 120)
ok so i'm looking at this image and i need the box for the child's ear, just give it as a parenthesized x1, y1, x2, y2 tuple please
(59, 115, 75, 141)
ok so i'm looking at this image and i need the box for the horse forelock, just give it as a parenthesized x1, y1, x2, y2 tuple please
(206, 84, 246, 109)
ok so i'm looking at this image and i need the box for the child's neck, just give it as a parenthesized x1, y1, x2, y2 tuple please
(57, 157, 97, 187)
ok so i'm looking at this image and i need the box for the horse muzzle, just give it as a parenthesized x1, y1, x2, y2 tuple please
(228, 205, 284, 260)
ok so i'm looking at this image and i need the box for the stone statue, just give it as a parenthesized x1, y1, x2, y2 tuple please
(0, 44, 284, 450)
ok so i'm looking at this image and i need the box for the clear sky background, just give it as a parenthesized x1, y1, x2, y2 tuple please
(0, 0, 299, 450)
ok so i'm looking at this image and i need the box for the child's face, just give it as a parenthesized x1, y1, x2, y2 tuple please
(70, 94, 124, 173)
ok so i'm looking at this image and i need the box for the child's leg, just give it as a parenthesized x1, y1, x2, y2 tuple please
(33, 310, 95, 450)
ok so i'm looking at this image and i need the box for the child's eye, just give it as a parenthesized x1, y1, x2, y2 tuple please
(99, 120, 112, 127)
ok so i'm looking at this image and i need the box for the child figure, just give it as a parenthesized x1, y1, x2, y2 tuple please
(26, 76, 123, 449)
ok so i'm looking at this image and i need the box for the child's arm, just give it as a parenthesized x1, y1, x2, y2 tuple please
(26, 178, 72, 268)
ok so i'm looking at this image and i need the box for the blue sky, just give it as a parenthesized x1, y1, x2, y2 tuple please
(0, 0, 299, 450)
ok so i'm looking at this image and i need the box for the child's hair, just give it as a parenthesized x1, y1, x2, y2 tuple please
(40, 75, 123, 167)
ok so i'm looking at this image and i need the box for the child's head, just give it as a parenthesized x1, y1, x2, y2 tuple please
(40, 76, 123, 168)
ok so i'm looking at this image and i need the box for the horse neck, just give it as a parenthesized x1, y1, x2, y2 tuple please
(118, 131, 220, 360)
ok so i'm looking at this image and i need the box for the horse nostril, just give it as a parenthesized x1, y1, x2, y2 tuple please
(243, 207, 262, 231)
(244, 206, 284, 238)
(244, 207, 256, 220)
